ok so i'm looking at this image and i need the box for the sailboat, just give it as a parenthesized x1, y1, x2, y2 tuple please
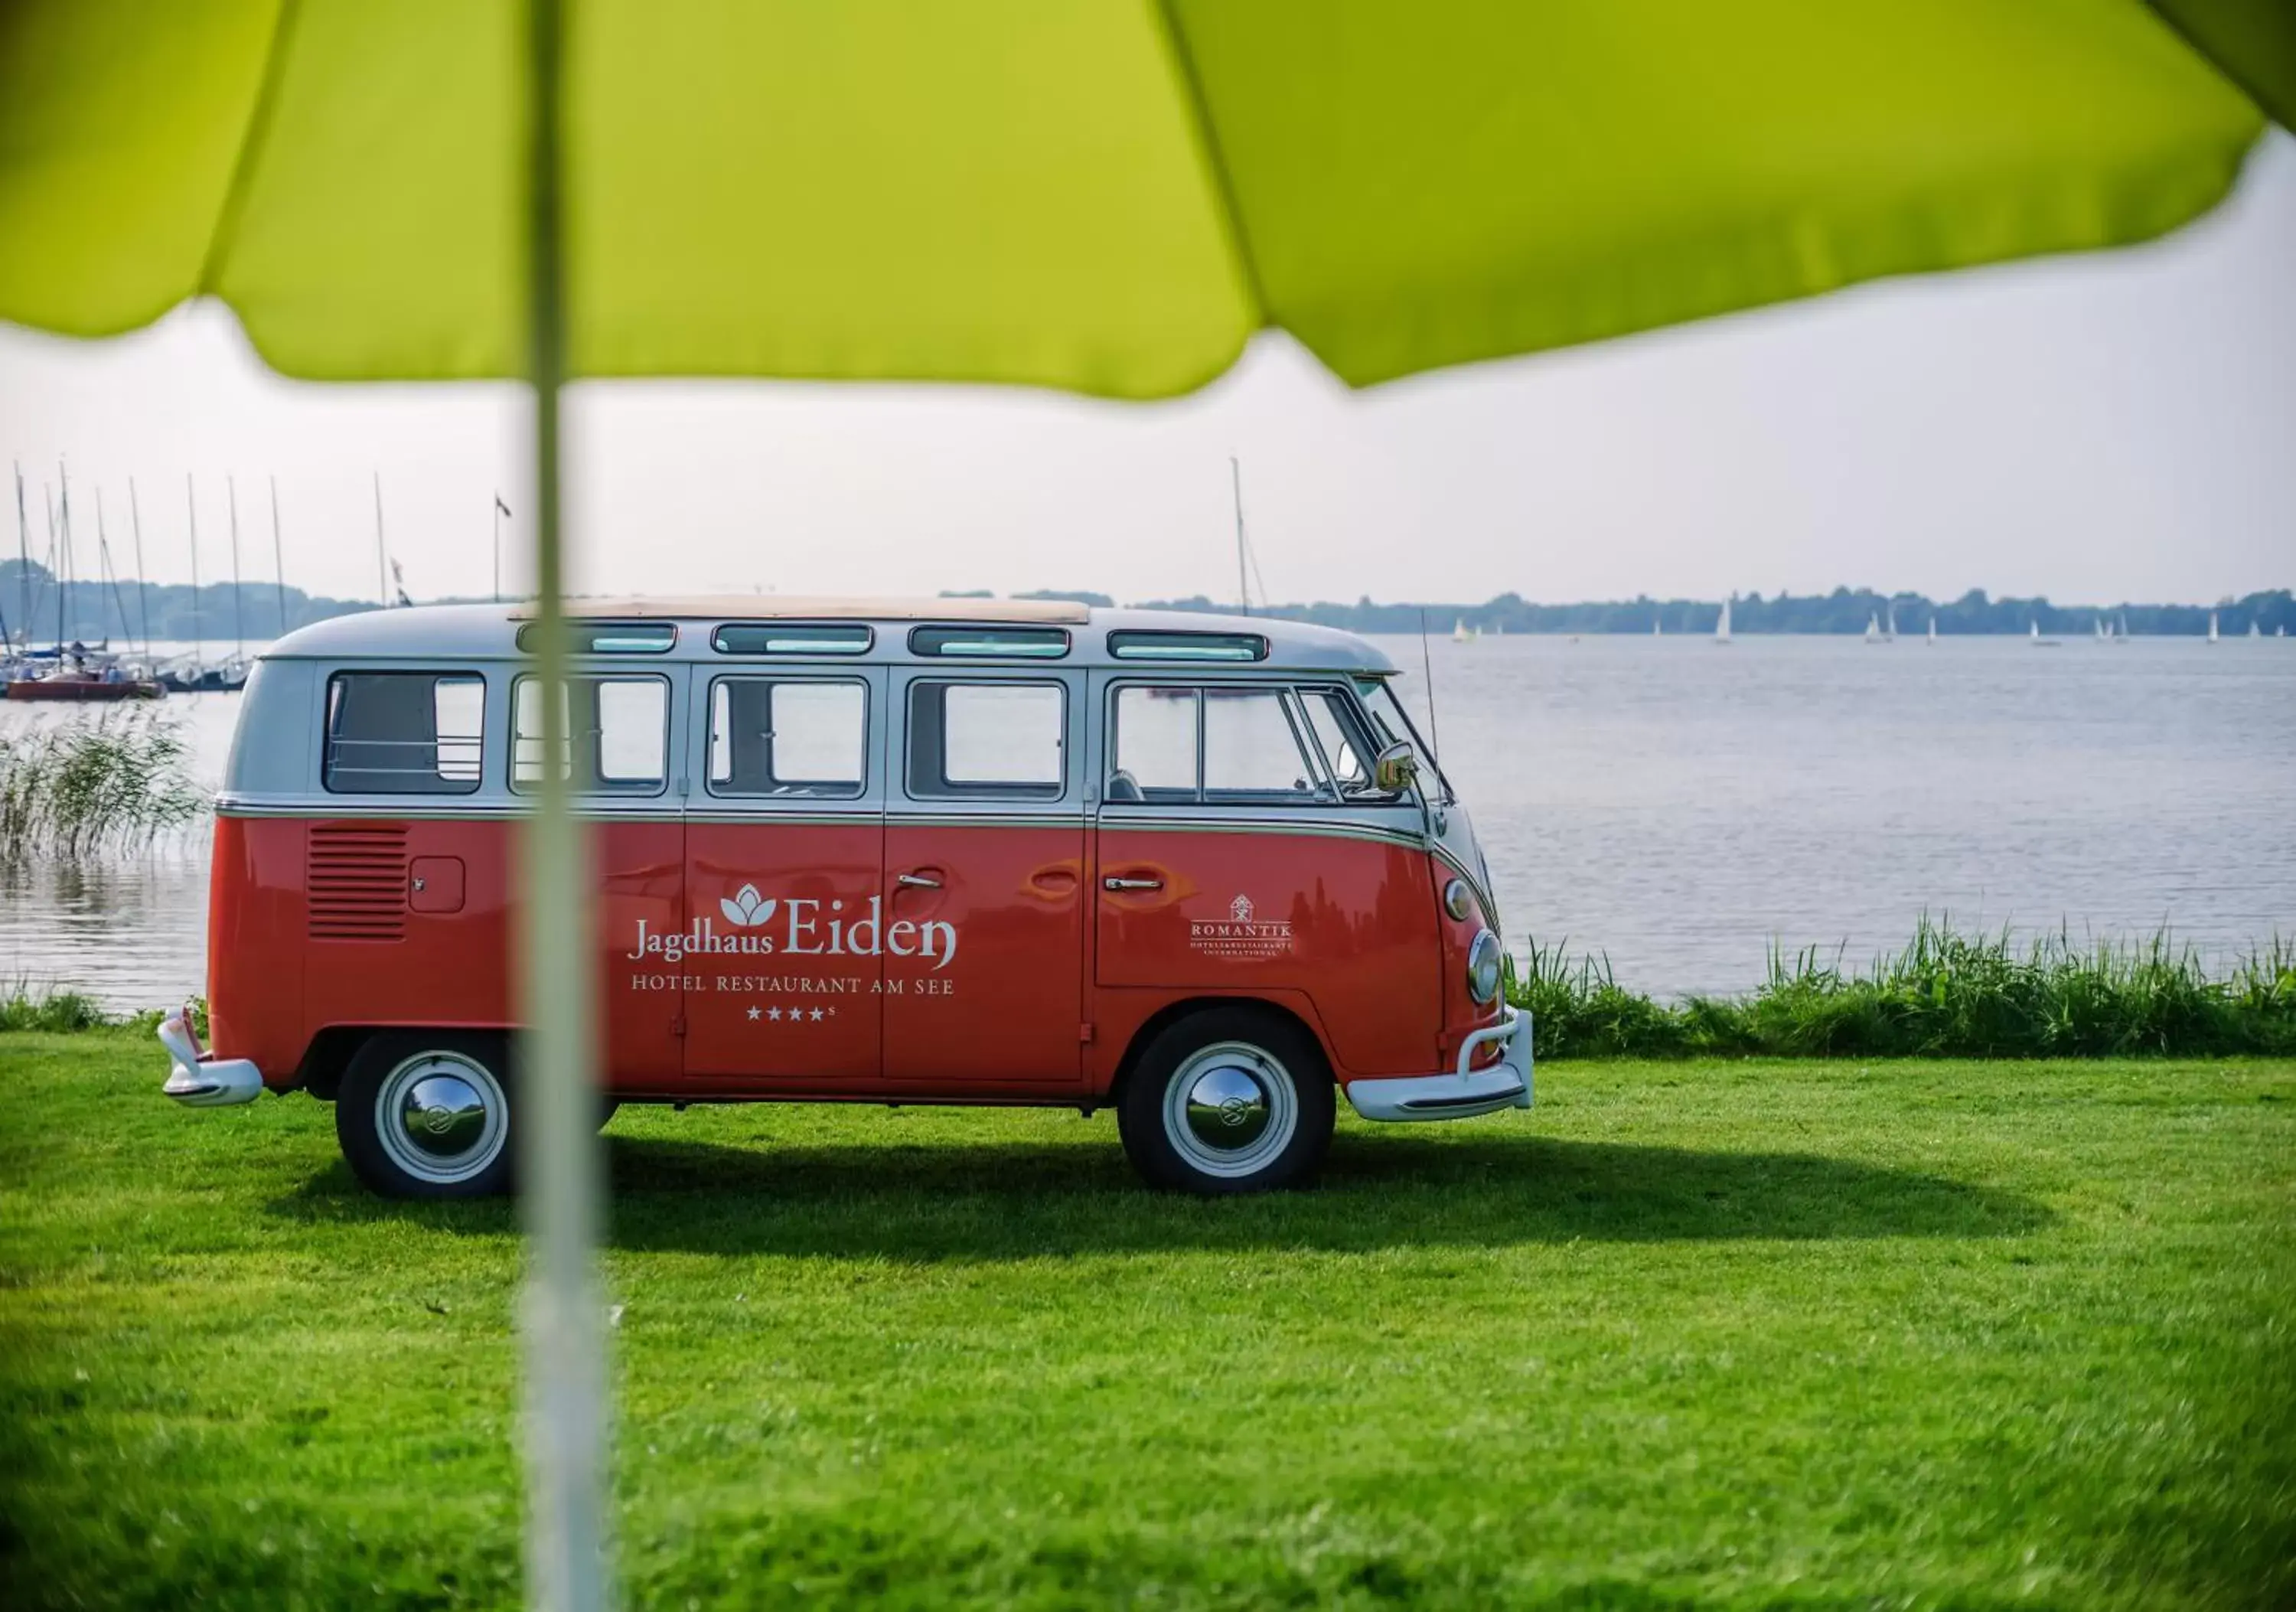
(2030, 620, 2060, 648)
(1864, 612, 1880, 644)
(1926, 618, 1937, 645)
(2249, 620, 2262, 639)
(1652, 616, 1662, 637)
(2207, 611, 2219, 644)
(1714, 597, 1731, 645)
(1883, 603, 1897, 642)
(1451, 618, 1473, 644)
(2094, 617, 2108, 642)
(2117, 612, 2131, 644)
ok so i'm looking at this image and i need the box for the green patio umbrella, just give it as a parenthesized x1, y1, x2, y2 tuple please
(1, 2, 2285, 1607)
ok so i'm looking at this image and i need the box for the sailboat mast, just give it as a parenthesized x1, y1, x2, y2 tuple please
(1229, 456, 1249, 617)
(186, 475, 204, 680)
(129, 478, 153, 660)
(56, 463, 74, 654)
(12, 463, 28, 655)
(96, 488, 135, 650)
(270, 478, 289, 638)
(373, 472, 388, 607)
(227, 475, 246, 661)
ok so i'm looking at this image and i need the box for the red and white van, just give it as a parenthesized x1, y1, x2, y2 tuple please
(159, 599, 1529, 1196)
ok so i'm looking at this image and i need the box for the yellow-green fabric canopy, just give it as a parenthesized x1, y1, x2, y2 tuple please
(0, 0, 2278, 396)
(4, 8, 2286, 1607)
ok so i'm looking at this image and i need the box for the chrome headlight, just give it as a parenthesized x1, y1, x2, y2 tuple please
(1466, 928, 1502, 1005)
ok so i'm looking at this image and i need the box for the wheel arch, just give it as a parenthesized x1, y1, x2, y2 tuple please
(296, 1023, 512, 1101)
(1107, 995, 1334, 1103)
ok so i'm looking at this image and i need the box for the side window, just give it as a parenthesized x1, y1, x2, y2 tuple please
(906, 680, 1065, 800)
(1107, 684, 1325, 804)
(1202, 688, 1320, 801)
(323, 671, 484, 795)
(513, 675, 668, 795)
(708, 678, 866, 798)
(1109, 685, 1198, 802)
(1299, 688, 1371, 793)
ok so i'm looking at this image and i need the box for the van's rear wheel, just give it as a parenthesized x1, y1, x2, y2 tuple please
(1117, 1007, 1335, 1195)
(337, 1033, 513, 1199)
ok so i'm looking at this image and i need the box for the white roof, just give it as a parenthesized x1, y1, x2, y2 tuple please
(265, 599, 1398, 675)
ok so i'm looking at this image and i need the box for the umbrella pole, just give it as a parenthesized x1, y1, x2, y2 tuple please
(521, 2, 611, 1609)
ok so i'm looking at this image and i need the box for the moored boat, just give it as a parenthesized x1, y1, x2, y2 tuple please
(5, 674, 163, 700)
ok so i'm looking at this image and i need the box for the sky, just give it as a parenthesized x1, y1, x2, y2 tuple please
(2, 132, 2291, 612)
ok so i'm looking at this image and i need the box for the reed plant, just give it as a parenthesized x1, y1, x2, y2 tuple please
(0, 710, 207, 864)
(1511, 918, 2296, 1060)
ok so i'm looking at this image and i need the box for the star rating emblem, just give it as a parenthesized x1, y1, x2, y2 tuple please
(767, 1006, 781, 1022)
(746, 1006, 760, 1021)
(810, 1007, 826, 1021)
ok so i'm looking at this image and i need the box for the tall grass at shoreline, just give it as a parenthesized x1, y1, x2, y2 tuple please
(0, 710, 207, 864)
(1512, 919, 2296, 1059)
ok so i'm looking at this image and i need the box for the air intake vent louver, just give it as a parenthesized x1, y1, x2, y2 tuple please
(307, 824, 409, 941)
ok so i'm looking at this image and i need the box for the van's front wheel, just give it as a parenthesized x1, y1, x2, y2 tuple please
(337, 1033, 514, 1199)
(1117, 1008, 1335, 1195)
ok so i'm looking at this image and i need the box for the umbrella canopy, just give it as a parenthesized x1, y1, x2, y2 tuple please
(0, 0, 2281, 394)
(2, 5, 2286, 1609)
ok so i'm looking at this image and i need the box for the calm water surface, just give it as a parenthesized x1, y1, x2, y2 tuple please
(5, 634, 2291, 1010)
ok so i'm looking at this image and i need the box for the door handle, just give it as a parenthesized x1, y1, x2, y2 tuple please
(896, 871, 942, 889)
(1103, 875, 1163, 891)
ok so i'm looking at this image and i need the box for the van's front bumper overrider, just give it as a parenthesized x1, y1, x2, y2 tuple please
(1343, 1004, 1533, 1122)
(157, 1009, 263, 1108)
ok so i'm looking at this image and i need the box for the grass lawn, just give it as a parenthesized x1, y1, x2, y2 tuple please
(2, 1033, 2291, 1610)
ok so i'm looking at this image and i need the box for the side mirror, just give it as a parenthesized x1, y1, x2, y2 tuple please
(1371, 740, 1419, 795)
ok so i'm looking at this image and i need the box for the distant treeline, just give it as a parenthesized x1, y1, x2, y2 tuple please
(5, 559, 2288, 644)
(0, 558, 380, 647)
(1096, 586, 2296, 637)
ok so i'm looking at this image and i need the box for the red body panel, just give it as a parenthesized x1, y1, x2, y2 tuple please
(1095, 827, 1441, 1078)
(207, 815, 308, 1083)
(883, 823, 1085, 1086)
(682, 821, 882, 1082)
(211, 813, 1453, 1100)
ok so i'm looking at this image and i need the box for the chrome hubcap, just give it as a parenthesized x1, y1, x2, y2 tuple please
(375, 1050, 507, 1185)
(399, 1074, 488, 1158)
(1163, 1041, 1297, 1178)
(1183, 1064, 1271, 1150)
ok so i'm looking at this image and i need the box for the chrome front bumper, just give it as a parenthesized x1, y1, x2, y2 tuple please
(1343, 1003, 1534, 1123)
(158, 1009, 263, 1108)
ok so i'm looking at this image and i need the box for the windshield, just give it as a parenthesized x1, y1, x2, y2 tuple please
(1355, 676, 1454, 804)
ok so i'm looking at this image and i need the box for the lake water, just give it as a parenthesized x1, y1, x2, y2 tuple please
(5, 633, 2291, 1010)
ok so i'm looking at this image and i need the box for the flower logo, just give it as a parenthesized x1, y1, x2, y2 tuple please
(719, 883, 775, 928)
(1229, 893, 1254, 922)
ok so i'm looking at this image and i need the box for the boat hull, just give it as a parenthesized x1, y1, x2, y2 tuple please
(4, 678, 165, 701)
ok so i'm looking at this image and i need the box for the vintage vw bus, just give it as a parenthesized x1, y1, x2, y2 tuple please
(158, 599, 1529, 1196)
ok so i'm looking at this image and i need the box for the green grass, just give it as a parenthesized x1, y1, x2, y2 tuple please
(0, 709, 207, 864)
(1514, 919, 2296, 1060)
(2, 1032, 2292, 1610)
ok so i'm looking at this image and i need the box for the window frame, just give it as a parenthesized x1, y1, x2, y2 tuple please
(907, 625, 1071, 661)
(1292, 682, 1386, 798)
(321, 669, 487, 797)
(703, 673, 871, 801)
(507, 671, 674, 798)
(710, 622, 873, 657)
(902, 677, 1071, 803)
(1104, 678, 1359, 809)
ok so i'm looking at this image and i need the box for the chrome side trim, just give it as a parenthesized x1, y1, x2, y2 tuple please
(1096, 812, 1426, 850)
(217, 798, 674, 823)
